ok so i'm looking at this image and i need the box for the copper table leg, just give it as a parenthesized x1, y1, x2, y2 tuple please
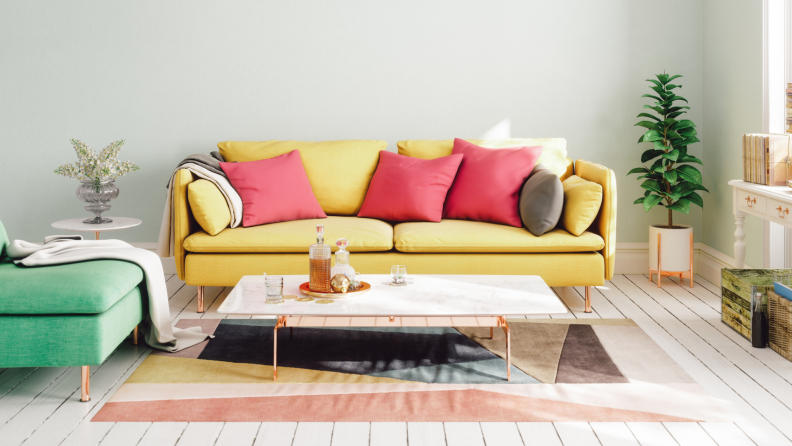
(132, 325, 138, 345)
(274, 316, 286, 381)
(81, 366, 90, 402)
(499, 316, 511, 381)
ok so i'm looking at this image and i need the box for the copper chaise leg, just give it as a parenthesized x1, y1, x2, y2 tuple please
(197, 286, 205, 313)
(584, 286, 592, 313)
(132, 325, 139, 345)
(81, 366, 90, 402)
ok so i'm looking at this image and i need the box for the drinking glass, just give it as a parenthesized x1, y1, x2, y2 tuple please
(265, 276, 283, 304)
(353, 272, 362, 290)
(391, 265, 407, 286)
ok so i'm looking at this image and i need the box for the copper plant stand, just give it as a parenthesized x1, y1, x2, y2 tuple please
(649, 232, 694, 288)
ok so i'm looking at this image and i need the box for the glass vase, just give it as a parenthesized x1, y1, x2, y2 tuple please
(76, 179, 119, 224)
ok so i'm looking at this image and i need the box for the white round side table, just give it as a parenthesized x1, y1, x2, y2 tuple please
(51, 217, 142, 240)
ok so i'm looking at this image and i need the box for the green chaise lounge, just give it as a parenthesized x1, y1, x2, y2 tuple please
(0, 219, 145, 401)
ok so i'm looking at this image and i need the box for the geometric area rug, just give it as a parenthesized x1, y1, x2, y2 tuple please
(93, 319, 735, 422)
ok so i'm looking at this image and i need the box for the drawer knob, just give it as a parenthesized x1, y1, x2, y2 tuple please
(778, 206, 789, 218)
(746, 196, 756, 207)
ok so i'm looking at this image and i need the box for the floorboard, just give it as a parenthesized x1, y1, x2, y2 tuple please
(4, 274, 791, 445)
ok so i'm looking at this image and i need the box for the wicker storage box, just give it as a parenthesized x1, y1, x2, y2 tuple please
(721, 269, 786, 340)
(769, 290, 792, 360)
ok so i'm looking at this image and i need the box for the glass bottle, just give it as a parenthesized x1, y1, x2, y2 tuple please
(309, 224, 331, 292)
(752, 292, 768, 348)
(331, 238, 356, 284)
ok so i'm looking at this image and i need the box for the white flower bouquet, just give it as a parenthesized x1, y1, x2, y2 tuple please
(54, 139, 140, 186)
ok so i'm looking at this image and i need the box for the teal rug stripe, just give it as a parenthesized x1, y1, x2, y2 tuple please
(370, 358, 538, 384)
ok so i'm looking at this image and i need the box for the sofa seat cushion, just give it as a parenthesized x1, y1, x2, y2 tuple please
(394, 220, 604, 253)
(184, 216, 394, 253)
(0, 259, 143, 315)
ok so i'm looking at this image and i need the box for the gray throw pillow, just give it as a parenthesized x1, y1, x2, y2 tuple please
(519, 164, 564, 236)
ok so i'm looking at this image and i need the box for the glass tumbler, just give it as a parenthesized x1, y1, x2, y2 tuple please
(265, 276, 283, 304)
(391, 265, 407, 286)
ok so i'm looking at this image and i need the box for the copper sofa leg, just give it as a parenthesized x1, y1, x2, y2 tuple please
(197, 286, 205, 313)
(81, 366, 90, 402)
(584, 286, 592, 313)
(132, 325, 139, 345)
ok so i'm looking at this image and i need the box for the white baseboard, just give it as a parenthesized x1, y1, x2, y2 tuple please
(614, 241, 749, 286)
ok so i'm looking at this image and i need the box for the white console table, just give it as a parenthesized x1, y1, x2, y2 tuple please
(730, 180, 792, 268)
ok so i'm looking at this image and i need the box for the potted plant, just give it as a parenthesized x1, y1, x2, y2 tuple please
(54, 139, 139, 224)
(628, 73, 707, 286)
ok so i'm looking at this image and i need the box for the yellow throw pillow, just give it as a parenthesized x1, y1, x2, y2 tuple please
(561, 175, 603, 236)
(188, 180, 231, 236)
(397, 139, 481, 160)
(217, 140, 386, 215)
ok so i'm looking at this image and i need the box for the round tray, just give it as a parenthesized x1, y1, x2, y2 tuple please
(298, 281, 371, 298)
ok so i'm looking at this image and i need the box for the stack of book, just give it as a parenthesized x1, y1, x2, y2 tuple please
(742, 133, 791, 186)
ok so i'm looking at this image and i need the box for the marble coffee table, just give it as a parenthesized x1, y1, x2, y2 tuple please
(217, 274, 568, 381)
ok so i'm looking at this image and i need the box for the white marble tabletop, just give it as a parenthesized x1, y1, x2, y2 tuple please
(218, 274, 568, 317)
(52, 217, 142, 233)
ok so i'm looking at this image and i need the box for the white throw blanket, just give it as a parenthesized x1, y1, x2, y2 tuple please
(7, 237, 212, 352)
(157, 163, 243, 257)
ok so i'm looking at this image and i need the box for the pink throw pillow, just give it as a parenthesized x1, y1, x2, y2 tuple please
(443, 138, 542, 227)
(220, 150, 326, 227)
(358, 151, 463, 222)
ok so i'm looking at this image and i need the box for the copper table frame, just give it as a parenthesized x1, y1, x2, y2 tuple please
(270, 315, 511, 382)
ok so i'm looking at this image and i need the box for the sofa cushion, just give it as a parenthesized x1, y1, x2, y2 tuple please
(0, 259, 143, 315)
(561, 175, 604, 236)
(217, 140, 387, 215)
(184, 216, 394, 253)
(358, 151, 463, 223)
(220, 151, 327, 227)
(394, 219, 604, 253)
(188, 180, 232, 236)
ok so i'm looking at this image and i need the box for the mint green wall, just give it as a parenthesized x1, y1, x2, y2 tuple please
(702, 0, 764, 268)
(0, 1, 703, 245)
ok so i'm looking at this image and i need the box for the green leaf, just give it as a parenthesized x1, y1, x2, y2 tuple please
(641, 180, 665, 194)
(668, 106, 691, 113)
(656, 73, 670, 84)
(637, 112, 661, 122)
(671, 120, 695, 130)
(649, 158, 665, 173)
(676, 165, 702, 184)
(643, 105, 665, 114)
(666, 130, 682, 140)
(646, 78, 664, 89)
(678, 127, 697, 135)
(673, 181, 709, 196)
(677, 156, 703, 165)
(670, 95, 689, 103)
(635, 121, 659, 131)
(642, 94, 664, 102)
(664, 169, 678, 183)
(667, 199, 691, 214)
(634, 197, 646, 205)
(682, 135, 701, 144)
(642, 149, 665, 162)
(643, 194, 664, 212)
(667, 111, 685, 119)
(666, 84, 681, 90)
(662, 148, 680, 161)
(686, 192, 704, 208)
(628, 167, 649, 175)
(644, 189, 652, 197)
(654, 141, 668, 151)
(667, 74, 683, 82)
(640, 129, 663, 142)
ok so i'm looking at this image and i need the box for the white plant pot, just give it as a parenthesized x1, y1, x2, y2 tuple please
(648, 225, 693, 272)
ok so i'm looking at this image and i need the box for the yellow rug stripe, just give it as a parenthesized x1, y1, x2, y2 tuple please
(128, 356, 416, 384)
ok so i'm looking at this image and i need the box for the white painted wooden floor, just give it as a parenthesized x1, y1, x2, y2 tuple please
(2, 274, 790, 445)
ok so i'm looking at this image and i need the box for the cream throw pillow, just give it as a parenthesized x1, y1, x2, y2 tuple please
(188, 180, 232, 236)
(561, 175, 603, 236)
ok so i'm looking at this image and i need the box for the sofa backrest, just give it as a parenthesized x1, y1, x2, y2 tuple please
(0, 219, 8, 261)
(397, 138, 570, 178)
(218, 140, 386, 216)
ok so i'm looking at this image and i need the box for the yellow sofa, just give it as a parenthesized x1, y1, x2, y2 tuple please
(171, 140, 617, 313)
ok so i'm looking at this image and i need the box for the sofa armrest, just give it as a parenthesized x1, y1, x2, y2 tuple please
(173, 169, 198, 280)
(575, 159, 617, 280)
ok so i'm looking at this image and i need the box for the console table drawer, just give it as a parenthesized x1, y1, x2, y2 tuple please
(738, 189, 766, 213)
(768, 198, 792, 223)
